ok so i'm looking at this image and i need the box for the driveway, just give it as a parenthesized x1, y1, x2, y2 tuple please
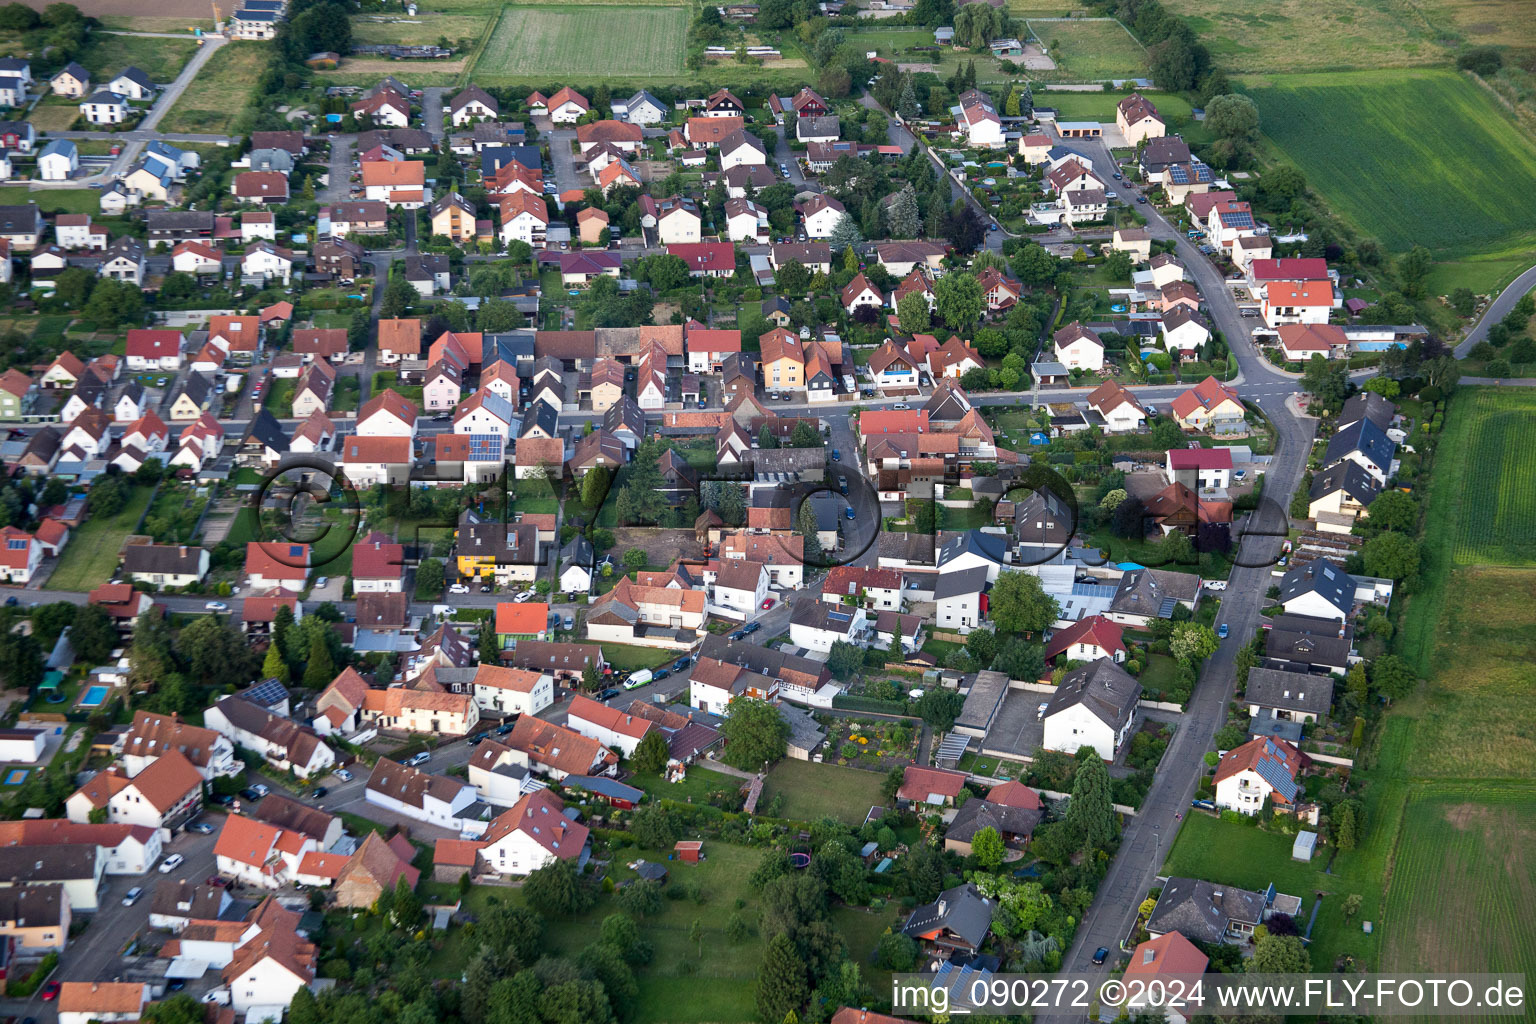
(546, 129, 581, 193)
(320, 135, 354, 203)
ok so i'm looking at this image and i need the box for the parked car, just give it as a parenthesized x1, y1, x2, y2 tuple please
(563, 614, 574, 629)
(741, 622, 761, 636)
(188, 820, 215, 835)
(845, 506, 856, 520)
(1204, 580, 1228, 591)
(652, 668, 671, 682)
(495, 721, 516, 735)
(212, 793, 235, 806)
(671, 655, 693, 672)
(204, 601, 228, 612)
(831, 448, 840, 461)
(623, 669, 654, 690)
(480, 585, 493, 593)
(166, 980, 187, 992)
(761, 597, 776, 610)
(239, 788, 263, 802)
(405, 751, 431, 766)
(1092, 947, 1110, 965)
(1137, 196, 1148, 204)
(1217, 623, 1230, 639)
(121, 887, 144, 908)
(595, 687, 622, 702)
(250, 783, 270, 798)
(314, 577, 328, 589)
(448, 583, 470, 594)
(207, 875, 229, 888)
(310, 786, 328, 799)
(514, 589, 536, 602)
(159, 853, 185, 874)
(332, 767, 354, 782)
(728, 629, 747, 640)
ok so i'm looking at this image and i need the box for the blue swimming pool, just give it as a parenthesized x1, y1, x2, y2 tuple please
(78, 685, 110, 707)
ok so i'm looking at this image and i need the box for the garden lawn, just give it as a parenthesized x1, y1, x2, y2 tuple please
(1136, 653, 1180, 699)
(624, 764, 743, 805)
(0, 188, 99, 215)
(78, 32, 199, 82)
(1244, 71, 1536, 273)
(1162, 812, 1383, 971)
(47, 486, 154, 591)
(597, 643, 678, 673)
(760, 759, 886, 825)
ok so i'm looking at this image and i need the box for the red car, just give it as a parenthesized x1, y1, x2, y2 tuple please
(41, 980, 61, 1001)
(207, 875, 230, 888)
(760, 597, 775, 610)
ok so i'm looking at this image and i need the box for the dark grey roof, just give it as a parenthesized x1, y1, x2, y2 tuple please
(1264, 614, 1352, 671)
(0, 884, 65, 928)
(1323, 419, 1395, 474)
(0, 844, 97, 883)
(946, 798, 1042, 844)
(1279, 559, 1352, 618)
(1243, 666, 1334, 717)
(878, 530, 936, 566)
(1110, 568, 1200, 618)
(112, 66, 154, 89)
(1337, 391, 1396, 433)
(243, 408, 289, 453)
(1308, 459, 1381, 506)
(903, 883, 994, 950)
(1147, 877, 1265, 945)
(148, 210, 214, 230)
(933, 565, 989, 602)
(149, 879, 228, 920)
(518, 400, 558, 438)
(122, 543, 204, 575)
(698, 632, 827, 685)
(1044, 658, 1141, 731)
(937, 529, 1009, 568)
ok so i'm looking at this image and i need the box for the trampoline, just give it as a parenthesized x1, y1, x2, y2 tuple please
(788, 852, 811, 869)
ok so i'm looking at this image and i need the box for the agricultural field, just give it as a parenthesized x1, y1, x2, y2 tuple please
(1380, 788, 1536, 989)
(1445, 389, 1536, 567)
(474, 5, 688, 82)
(158, 41, 267, 135)
(1163, 0, 1449, 72)
(1245, 70, 1536, 286)
(1026, 18, 1146, 80)
(17, 0, 209, 17)
(350, 13, 490, 45)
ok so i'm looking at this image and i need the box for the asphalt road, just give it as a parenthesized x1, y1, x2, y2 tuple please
(1453, 263, 1536, 357)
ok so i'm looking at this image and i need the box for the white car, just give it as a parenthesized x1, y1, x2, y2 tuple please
(1204, 579, 1228, 591)
(204, 601, 228, 612)
(315, 577, 329, 589)
(249, 783, 270, 798)
(332, 767, 354, 782)
(122, 886, 144, 906)
(159, 853, 185, 874)
(514, 589, 536, 602)
(448, 583, 470, 594)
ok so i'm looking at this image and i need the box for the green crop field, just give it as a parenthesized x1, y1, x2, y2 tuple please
(1027, 19, 1146, 80)
(1445, 389, 1536, 567)
(159, 41, 268, 135)
(1163, 0, 1448, 73)
(1381, 788, 1536, 994)
(1244, 71, 1536, 263)
(475, 5, 687, 81)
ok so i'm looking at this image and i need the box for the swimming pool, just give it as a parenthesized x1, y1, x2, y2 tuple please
(78, 685, 110, 708)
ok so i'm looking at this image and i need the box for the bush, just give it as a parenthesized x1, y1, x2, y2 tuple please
(1486, 359, 1511, 377)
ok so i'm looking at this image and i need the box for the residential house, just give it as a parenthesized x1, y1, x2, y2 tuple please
(79, 90, 128, 125)
(204, 696, 335, 779)
(1170, 375, 1245, 434)
(1052, 321, 1105, 371)
(1215, 737, 1306, 816)
(244, 541, 309, 593)
(1322, 419, 1395, 485)
(1042, 658, 1141, 760)
(1243, 666, 1334, 725)
(359, 686, 480, 738)
(448, 85, 498, 125)
(37, 139, 77, 181)
(1116, 92, 1166, 145)
(903, 883, 994, 954)
(586, 577, 706, 648)
(1278, 559, 1353, 622)
(955, 88, 1003, 147)
(1044, 614, 1126, 665)
(1085, 380, 1146, 433)
(504, 715, 617, 781)
(64, 751, 203, 830)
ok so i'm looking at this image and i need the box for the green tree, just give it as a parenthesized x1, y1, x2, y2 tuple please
(1065, 755, 1117, 851)
(797, 499, 823, 562)
(887, 186, 920, 239)
(302, 631, 336, 689)
(828, 214, 862, 252)
(630, 729, 670, 775)
(989, 570, 1060, 635)
(756, 933, 809, 1024)
(380, 275, 417, 319)
(68, 604, 116, 664)
(1397, 244, 1433, 298)
(1250, 933, 1311, 973)
(629, 805, 680, 849)
(894, 290, 932, 335)
(262, 642, 290, 684)
(177, 615, 253, 687)
(993, 637, 1045, 682)
(934, 271, 984, 334)
(1204, 93, 1259, 143)
(1363, 530, 1420, 580)
(1365, 489, 1417, 532)
(1010, 242, 1059, 286)
(416, 557, 445, 595)
(389, 874, 422, 930)
(580, 465, 611, 510)
(775, 259, 811, 295)
(1169, 623, 1219, 664)
(142, 995, 206, 1024)
(600, 913, 653, 965)
(916, 687, 964, 731)
(1301, 356, 1349, 408)
(718, 697, 789, 769)
(523, 858, 593, 916)
(1370, 654, 1416, 702)
(1333, 801, 1358, 851)
(826, 640, 865, 681)
(971, 826, 1005, 870)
